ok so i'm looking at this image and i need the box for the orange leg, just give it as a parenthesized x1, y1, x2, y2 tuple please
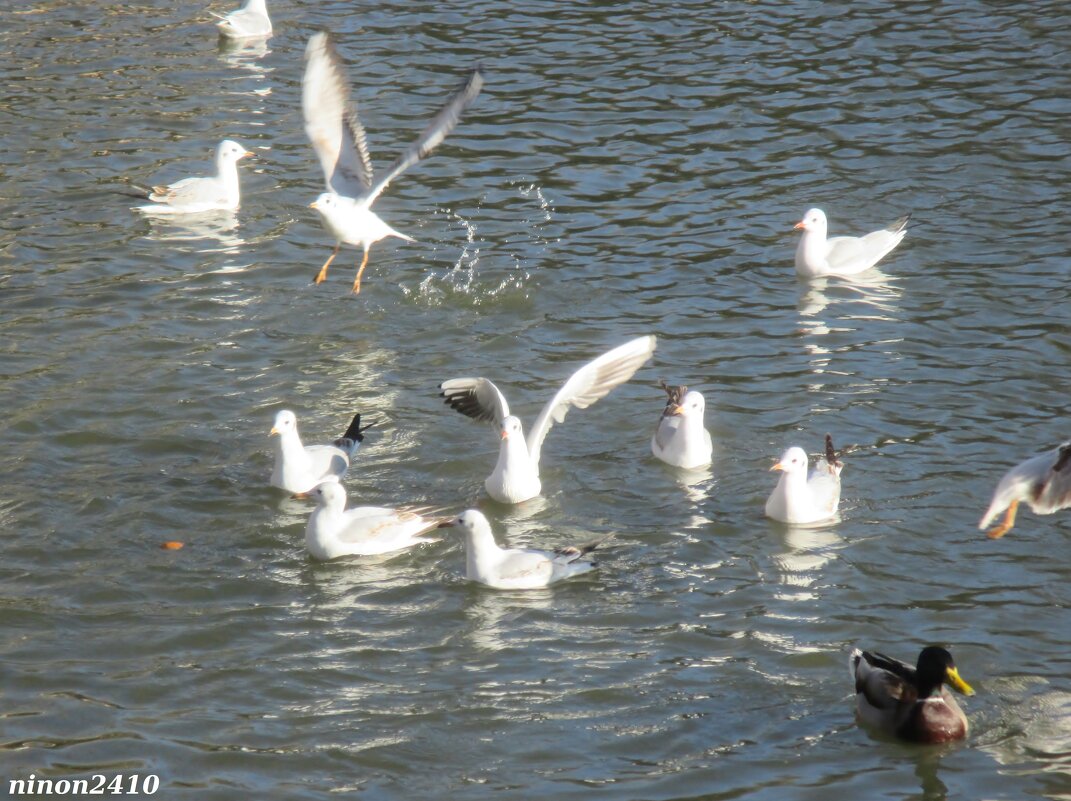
(351, 248, 371, 294)
(986, 499, 1019, 539)
(314, 243, 340, 285)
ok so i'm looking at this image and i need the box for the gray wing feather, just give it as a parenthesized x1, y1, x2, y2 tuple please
(364, 66, 484, 206)
(302, 32, 374, 198)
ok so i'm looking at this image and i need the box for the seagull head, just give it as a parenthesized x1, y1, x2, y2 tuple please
(441, 508, 491, 534)
(500, 416, 524, 441)
(770, 446, 809, 476)
(669, 390, 705, 418)
(218, 139, 254, 165)
(310, 481, 346, 507)
(794, 208, 826, 233)
(270, 409, 297, 436)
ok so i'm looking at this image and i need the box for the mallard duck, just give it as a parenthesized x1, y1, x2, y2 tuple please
(979, 440, 1071, 539)
(850, 646, 975, 743)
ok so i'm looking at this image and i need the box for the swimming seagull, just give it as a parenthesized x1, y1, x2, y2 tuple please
(794, 208, 909, 277)
(301, 32, 484, 294)
(651, 380, 713, 470)
(978, 440, 1071, 539)
(765, 434, 843, 525)
(440, 335, 657, 504)
(442, 509, 603, 589)
(269, 409, 373, 494)
(134, 139, 253, 215)
(305, 482, 445, 560)
(211, 0, 273, 39)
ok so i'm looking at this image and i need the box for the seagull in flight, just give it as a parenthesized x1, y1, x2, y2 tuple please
(440, 335, 657, 504)
(979, 440, 1071, 539)
(302, 32, 484, 294)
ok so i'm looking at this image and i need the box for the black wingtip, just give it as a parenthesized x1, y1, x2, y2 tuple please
(824, 434, 837, 466)
(889, 213, 911, 233)
(341, 413, 375, 443)
(1053, 442, 1071, 473)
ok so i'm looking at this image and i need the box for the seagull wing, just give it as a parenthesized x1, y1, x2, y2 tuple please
(302, 32, 374, 198)
(363, 66, 484, 207)
(440, 377, 511, 426)
(526, 335, 657, 468)
(1038, 442, 1071, 513)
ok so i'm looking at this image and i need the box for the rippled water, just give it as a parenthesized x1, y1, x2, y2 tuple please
(2, 1, 1070, 798)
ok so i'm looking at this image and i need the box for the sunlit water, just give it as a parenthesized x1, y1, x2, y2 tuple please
(2, 1, 1069, 799)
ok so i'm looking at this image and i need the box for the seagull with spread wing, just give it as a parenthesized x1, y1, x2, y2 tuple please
(301, 32, 484, 294)
(440, 335, 657, 504)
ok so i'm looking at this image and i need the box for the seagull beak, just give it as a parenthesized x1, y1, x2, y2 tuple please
(793, 220, 806, 230)
(270, 426, 279, 436)
(769, 462, 785, 472)
(668, 404, 685, 416)
(438, 519, 457, 529)
(241, 150, 254, 160)
(309, 201, 319, 209)
(945, 666, 975, 696)
(500, 429, 509, 440)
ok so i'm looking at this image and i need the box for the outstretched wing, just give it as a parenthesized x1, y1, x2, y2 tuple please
(440, 377, 511, 426)
(363, 66, 484, 206)
(302, 32, 374, 198)
(526, 335, 657, 468)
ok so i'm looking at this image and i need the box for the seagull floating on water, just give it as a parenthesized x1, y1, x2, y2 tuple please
(651, 380, 712, 470)
(850, 646, 974, 743)
(302, 32, 483, 294)
(212, 0, 272, 39)
(443, 509, 603, 589)
(134, 139, 253, 215)
(794, 208, 909, 277)
(440, 335, 657, 504)
(305, 482, 445, 560)
(979, 440, 1071, 539)
(269, 409, 372, 494)
(765, 434, 842, 525)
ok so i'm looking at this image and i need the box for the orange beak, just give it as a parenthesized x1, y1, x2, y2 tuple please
(793, 220, 806, 230)
(668, 404, 685, 416)
(270, 427, 279, 436)
(769, 462, 785, 472)
(500, 429, 509, 440)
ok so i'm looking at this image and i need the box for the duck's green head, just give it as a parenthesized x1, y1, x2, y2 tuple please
(918, 646, 975, 697)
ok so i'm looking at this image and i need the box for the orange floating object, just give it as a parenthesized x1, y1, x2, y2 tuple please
(160, 541, 185, 550)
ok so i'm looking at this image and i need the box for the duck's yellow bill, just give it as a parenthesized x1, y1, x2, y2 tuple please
(946, 666, 975, 696)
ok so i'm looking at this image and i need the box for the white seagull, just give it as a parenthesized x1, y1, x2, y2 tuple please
(440, 335, 657, 504)
(765, 434, 843, 525)
(302, 32, 484, 294)
(269, 409, 372, 495)
(212, 0, 272, 39)
(794, 208, 909, 277)
(135, 139, 253, 215)
(444, 509, 603, 589)
(651, 380, 713, 470)
(979, 441, 1071, 539)
(305, 482, 445, 560)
